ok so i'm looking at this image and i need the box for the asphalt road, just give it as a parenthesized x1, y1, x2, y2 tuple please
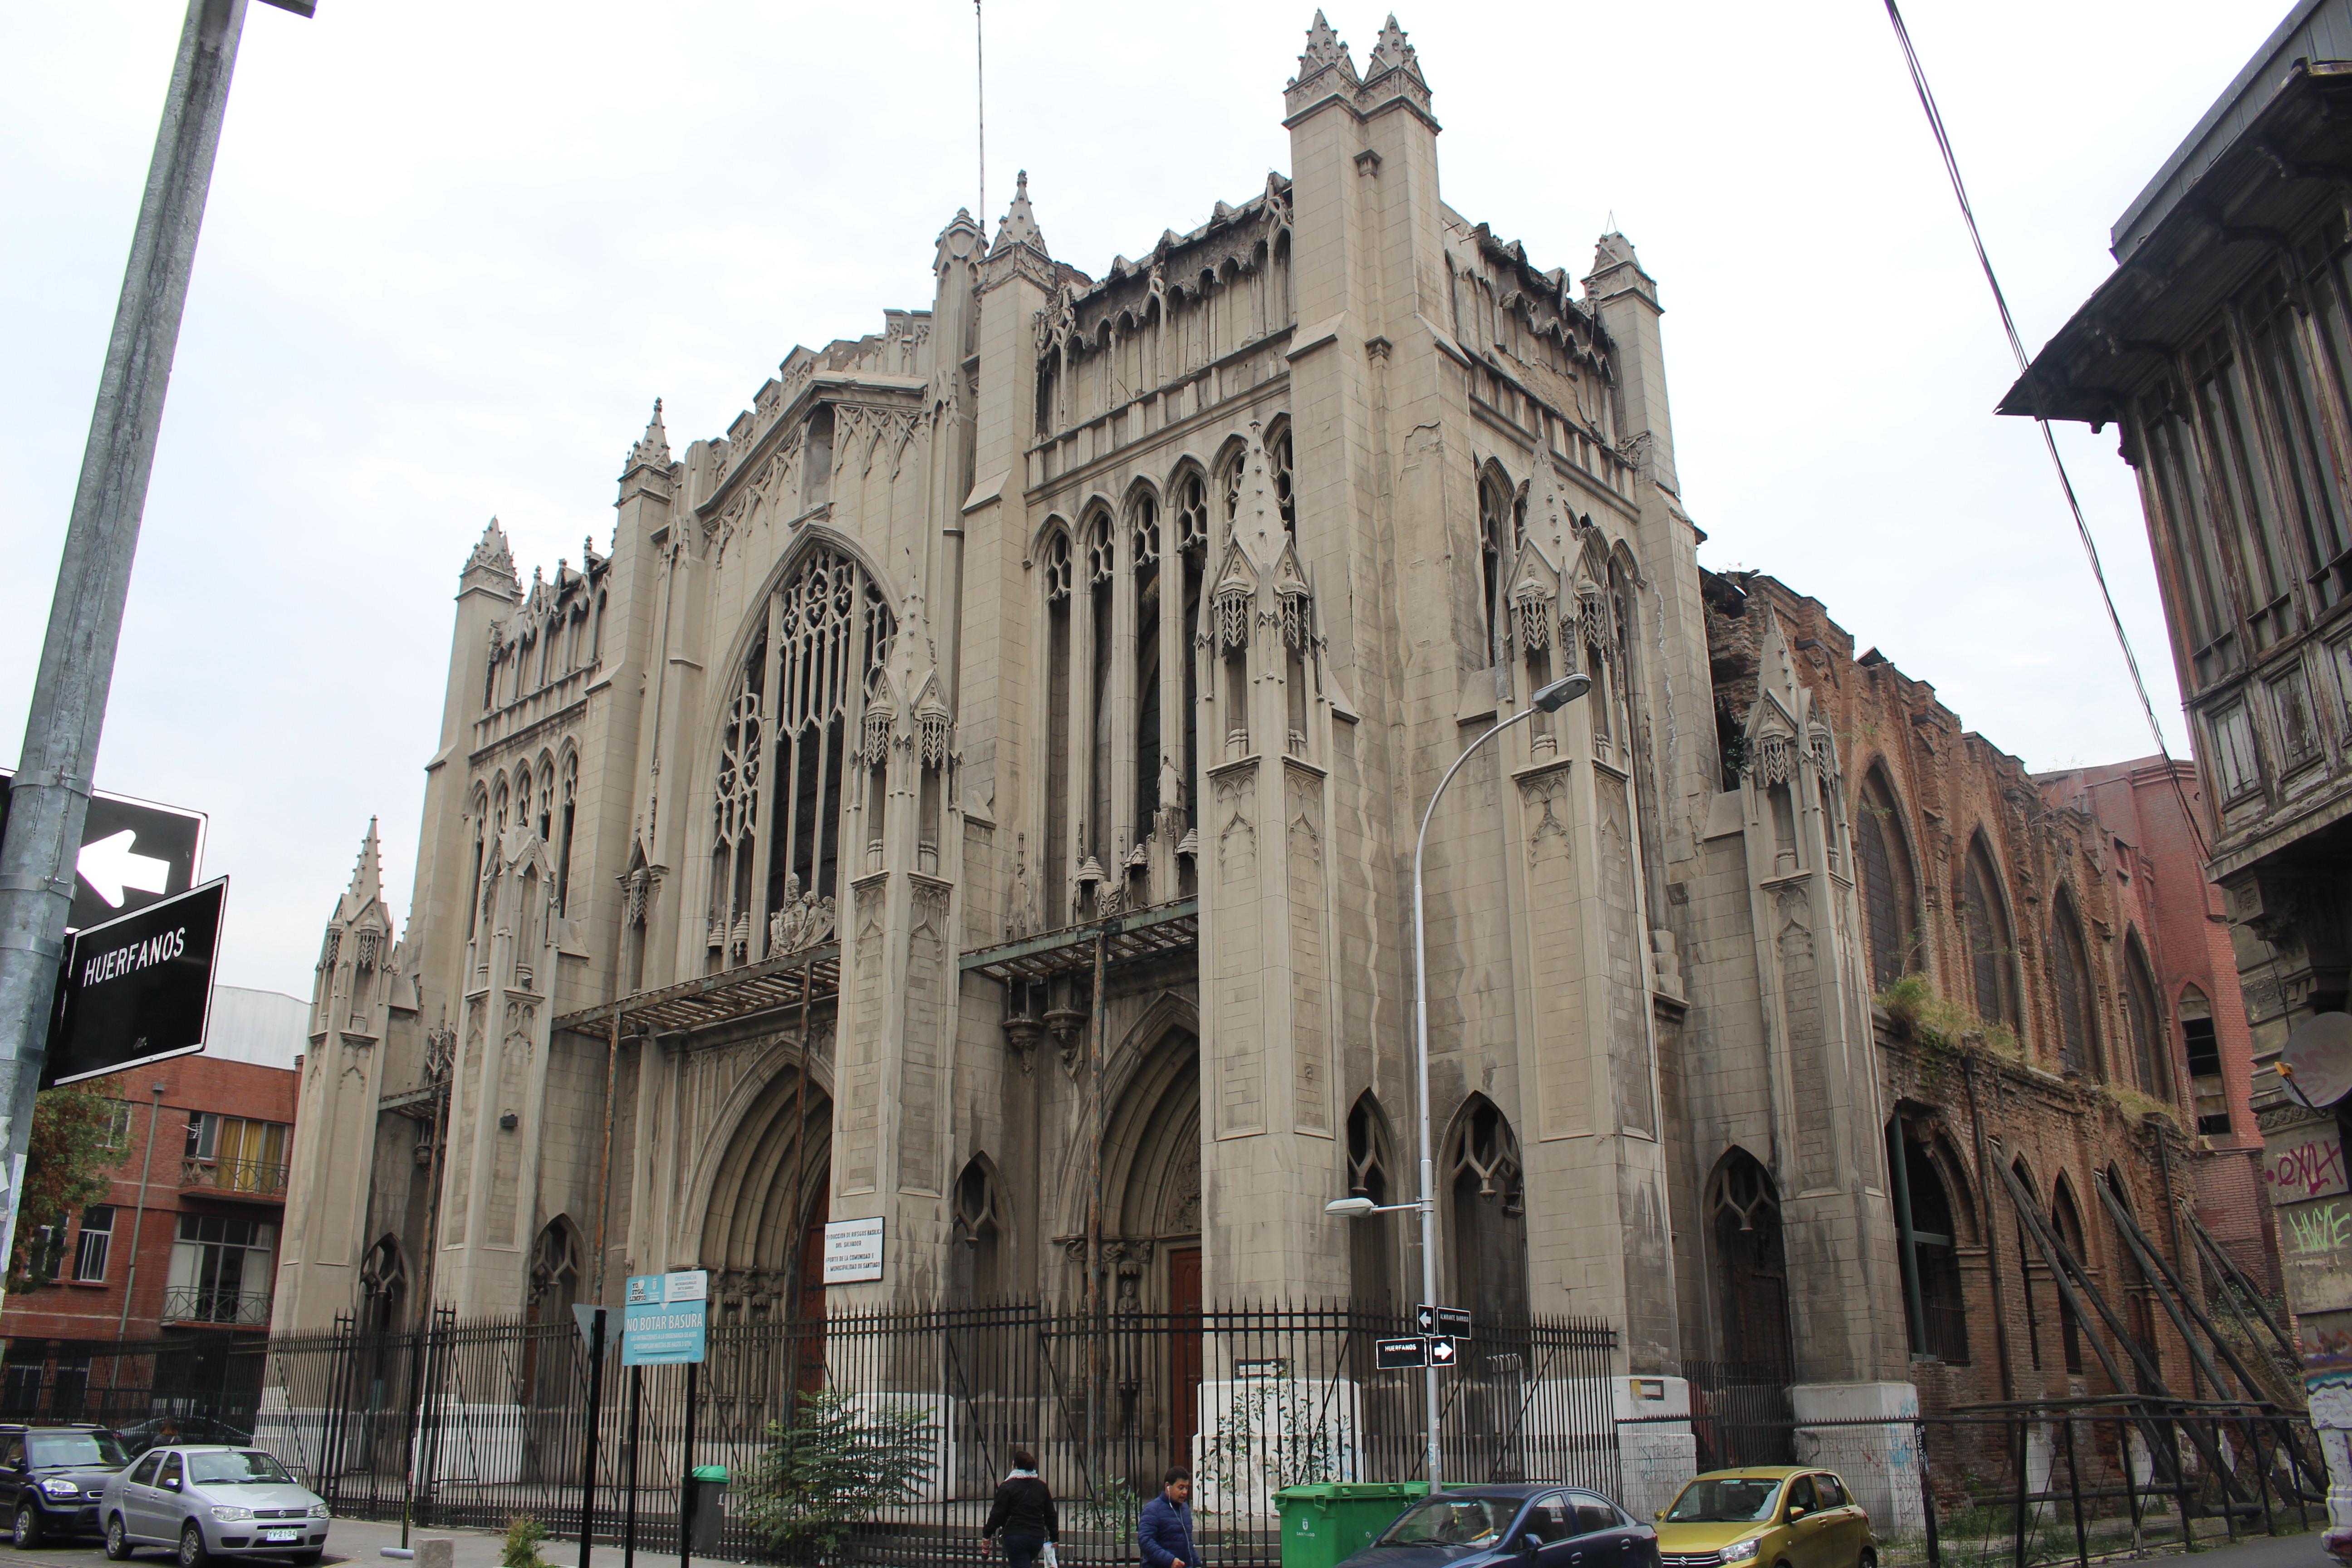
(0, 1514, 739, 1568)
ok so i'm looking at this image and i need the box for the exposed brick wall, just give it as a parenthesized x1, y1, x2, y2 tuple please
(1706, 568, 2276, 1395)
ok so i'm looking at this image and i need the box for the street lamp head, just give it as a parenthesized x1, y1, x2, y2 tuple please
(1531, 672, 1593, 712)
(1323, 1196, 1379, 1220)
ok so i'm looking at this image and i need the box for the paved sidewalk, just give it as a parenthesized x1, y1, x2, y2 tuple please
(320, 1514, 743, 1568)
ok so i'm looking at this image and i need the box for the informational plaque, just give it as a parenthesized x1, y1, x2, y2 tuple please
(822, 1217, 885, 1284)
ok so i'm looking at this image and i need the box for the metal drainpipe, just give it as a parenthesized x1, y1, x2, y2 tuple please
(116, 1083, 169, 1340)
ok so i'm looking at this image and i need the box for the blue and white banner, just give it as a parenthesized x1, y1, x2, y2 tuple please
(622, 1269, 708, 1366)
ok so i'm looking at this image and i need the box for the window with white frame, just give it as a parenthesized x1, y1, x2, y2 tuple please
(73, 1206, 114, 1283)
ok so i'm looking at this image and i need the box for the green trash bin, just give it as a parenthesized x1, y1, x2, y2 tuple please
(684, 1464, 730, 1554)
(1273, 1483, 1431, 1568)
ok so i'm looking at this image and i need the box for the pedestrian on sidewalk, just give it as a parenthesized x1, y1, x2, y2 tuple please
(1139, 1468, 1202, 1568)
(981, 1447, 1058, 1568)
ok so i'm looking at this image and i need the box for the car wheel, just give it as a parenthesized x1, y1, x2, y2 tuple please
(1859, 1550, 1877, 1568)
(13, 1503, 41, 1549)
(105, 1515, 133, 1560)
(178, 1521, 208, 1568)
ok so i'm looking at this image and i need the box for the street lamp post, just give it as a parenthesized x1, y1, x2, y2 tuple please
(0, 0, 311, 1252)
(1330, 670, 1590, 1491)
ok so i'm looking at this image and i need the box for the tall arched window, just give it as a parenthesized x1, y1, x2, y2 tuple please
(2179, 984, 2229, 1136)
(1478, 469, 1512, 662)
(1960, 834, 2020, 1032)
(1176, 471, 1209, 804)
(709, 546, 894, 970)
(1854, 765, 1921, 991)
(2122, 935, 2167, 1096)
(1084, 508, 1116, 881)
(2049, 889, 2097, 1076)
(1447, 1096, 1528, 1332)
(949, 1156, 1004, 1304)
(1043, 528, 1074, 924)
(1134, 490, 1165, 830)
(1269, 422, 1297, 536)
(2011, 1159, 2047, 1371)
(2050, 1179, 2089, 1375)
(1707, 1149, 1791, 1371)
(1346, 1094, 1398, 1316)
(1890, 1122, 1970, 1365)
(556, 754, 578, 916)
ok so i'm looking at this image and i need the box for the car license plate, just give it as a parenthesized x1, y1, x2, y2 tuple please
(261, 1529, 301, 1543)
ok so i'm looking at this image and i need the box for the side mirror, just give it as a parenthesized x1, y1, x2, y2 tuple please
(1522, 1536, 1545, 1554)
(1785, 1508, 1806, 1521)
(1652, 1512, 1665, 1524)
(163, 1479, 181, 1492)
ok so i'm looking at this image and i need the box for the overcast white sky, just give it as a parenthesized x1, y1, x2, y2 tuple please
(0, 0, 2287, 999)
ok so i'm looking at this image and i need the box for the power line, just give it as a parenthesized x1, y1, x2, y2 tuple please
(1880, 0, 2209, 860)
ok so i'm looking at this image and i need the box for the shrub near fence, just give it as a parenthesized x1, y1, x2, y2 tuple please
(250, 1305, 1619, 1568)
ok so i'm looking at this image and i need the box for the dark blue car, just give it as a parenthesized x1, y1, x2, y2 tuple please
(1339, 1486, 1659, 1568)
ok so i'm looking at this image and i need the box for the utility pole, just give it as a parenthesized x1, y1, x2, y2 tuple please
(0, 0, 314, 1248)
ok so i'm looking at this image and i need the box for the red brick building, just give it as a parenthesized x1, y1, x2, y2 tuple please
(1703, 569, 2282, 1420)
(0, 987, 301, 1425)
(2034, 758, 2274, 1293)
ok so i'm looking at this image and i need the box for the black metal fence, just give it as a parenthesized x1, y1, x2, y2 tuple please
(245, 1306, 1619, 1567)
(0, 1333, 267, 1438)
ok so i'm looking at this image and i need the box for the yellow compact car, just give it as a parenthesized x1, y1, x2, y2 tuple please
(1653, 1469, 1873, 1568)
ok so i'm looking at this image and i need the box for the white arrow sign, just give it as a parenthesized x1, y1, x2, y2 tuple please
(78, 830, 173, 909)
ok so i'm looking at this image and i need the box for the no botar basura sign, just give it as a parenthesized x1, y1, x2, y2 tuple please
(45, 877, 227, 1088)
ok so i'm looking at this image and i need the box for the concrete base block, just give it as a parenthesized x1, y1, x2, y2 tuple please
(1789, 1382, 1923, 1531)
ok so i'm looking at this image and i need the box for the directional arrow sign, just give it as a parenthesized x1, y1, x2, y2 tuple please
(0, 768, 206, 931)
(1429, 1336, 1461, 1369)
(78, 830, 172, 908)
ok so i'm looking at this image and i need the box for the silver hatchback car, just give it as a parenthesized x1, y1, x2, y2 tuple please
(99, 1446, 331, 1567)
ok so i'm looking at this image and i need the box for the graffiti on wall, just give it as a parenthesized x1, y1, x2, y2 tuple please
(2268, 1130, 2350, 1201)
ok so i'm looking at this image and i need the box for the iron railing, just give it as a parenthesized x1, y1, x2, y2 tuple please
(243, 1304, 1618, 1567)
(162, 1285, 273, 1326)
(179, 1157, 290, 1198)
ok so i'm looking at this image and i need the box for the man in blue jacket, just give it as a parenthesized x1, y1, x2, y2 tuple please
(1138, 1467, 1202, 1568)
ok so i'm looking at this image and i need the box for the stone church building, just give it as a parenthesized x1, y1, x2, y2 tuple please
(274, 15, 2237, 1436)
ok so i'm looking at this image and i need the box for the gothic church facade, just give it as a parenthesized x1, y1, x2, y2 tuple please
(274, 15, 1916, 1415)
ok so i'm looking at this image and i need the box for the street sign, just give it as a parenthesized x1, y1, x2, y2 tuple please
(1375, 1336, 1428, 1370)
(572, 1303, 621, 1359)
(44, 877, 226, 1088)
(0, 768, 206, 933)
(823, 1216, 884, 1284)
(623, 1270, 709, 1366)
(1429, 1336, 1462, 1369)
(1416, 1305, 1473, 1339)
(1411, 1298, 1467, 1335)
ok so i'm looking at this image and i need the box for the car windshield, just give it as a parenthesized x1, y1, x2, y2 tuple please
(1666, 1479, 1783, 1524)
(186, 1452, 293, 1485)
(26, 1432, 126, 1469)
(1377, 1498, 1521, 1549)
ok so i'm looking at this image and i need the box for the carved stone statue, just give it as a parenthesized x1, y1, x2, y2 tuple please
(769, 874, 804, 953)
(804, 893, 837, 947)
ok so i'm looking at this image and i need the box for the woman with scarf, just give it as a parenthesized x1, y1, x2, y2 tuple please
(980, 1447, 1059, 1568)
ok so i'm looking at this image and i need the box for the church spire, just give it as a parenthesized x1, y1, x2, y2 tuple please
(990, 169, 1047, 258)
(1365, 13, 1425, 82)
(341, 818, 382, 917)
(462, 517, 518, 589)
(625, 397, 670, 475)
(1298, 10, 1352, 76)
